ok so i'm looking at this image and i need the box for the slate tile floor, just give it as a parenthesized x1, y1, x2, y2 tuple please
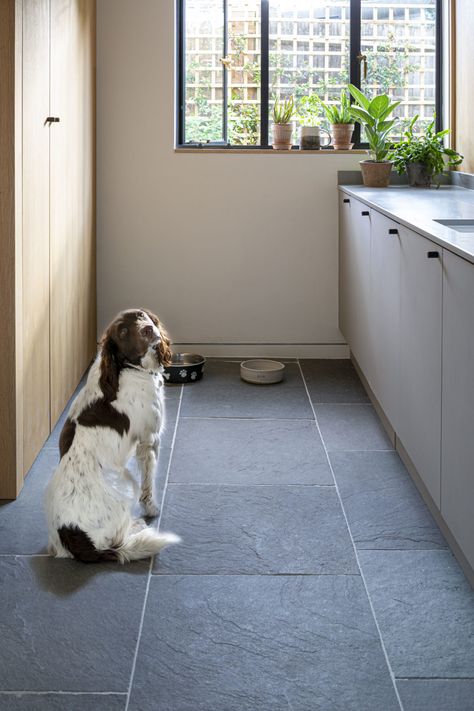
(1, 359, 473, 711)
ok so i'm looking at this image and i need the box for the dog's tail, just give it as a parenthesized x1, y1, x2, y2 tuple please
(57, 525, 180, 564)
(114, 528, 180, 564)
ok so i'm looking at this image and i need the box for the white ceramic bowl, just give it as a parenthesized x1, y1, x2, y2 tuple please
(240, 359, 285, 385)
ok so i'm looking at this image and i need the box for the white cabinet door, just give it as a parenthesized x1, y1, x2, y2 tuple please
(370, 210, 401, 428)
(339, 192, 354, 344)
(398, 227, 442, 507)
(339, 195, 373, 380)
(441, 250, 474, 569)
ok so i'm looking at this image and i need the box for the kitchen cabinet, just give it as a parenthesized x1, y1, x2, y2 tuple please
(339, 194, 373, 384)
(369, 210, 401, 429)
(398, 227, 443, 507)
(441, 250, 474, 569)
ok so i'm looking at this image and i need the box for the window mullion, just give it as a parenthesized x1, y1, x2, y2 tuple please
(260, 0, 269, 148)
(435, 0, 443, 132)
(223, 0, 228, 143)
(350, 0, 361, 146)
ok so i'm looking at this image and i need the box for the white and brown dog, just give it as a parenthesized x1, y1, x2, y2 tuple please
(45, 308, 179, 563)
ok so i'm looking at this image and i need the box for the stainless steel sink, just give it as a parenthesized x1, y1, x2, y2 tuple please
(433, 219, 474, 233)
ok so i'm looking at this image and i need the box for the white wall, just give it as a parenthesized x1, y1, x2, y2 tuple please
(96, 0, 363, 357)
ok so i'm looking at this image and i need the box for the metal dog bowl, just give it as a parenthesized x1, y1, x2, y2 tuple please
(240, 359, 285, 385)
(164, 353, 205, 383)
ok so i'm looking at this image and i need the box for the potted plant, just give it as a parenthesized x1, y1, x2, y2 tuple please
(320, 90, 355, 150)
(296, 95, 330, 150)
(390, 115, 463, 187)
(348, 84, 400, 188)
(272, 96, 295, 150)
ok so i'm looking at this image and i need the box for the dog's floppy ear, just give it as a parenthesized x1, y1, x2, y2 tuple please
(144, 309, 172, 366)
(99, 331, 120, 402)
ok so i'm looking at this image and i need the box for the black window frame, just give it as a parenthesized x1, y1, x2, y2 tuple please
(176, 0, 442, 149)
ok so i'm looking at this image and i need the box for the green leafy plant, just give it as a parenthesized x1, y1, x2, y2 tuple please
(296, 95, 322, 127)
(348, 84, 400, 162)
(272, 95, 295, 125)
(320, 90, 353, 125)
(390, 115, 463, 182)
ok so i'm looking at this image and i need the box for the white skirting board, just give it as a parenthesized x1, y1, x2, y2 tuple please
(170, 343, 350, 359)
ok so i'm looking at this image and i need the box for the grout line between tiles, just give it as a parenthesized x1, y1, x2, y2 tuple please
(0, 691, 127, 696)
(166, 482, 335, 488)
(0, 554, 49, 558)
(124, 384, 184, 711)
(151, 572, 362, 577)
(180, 415, 315, 421)
(297, 359, 405, 711)
(395, 676, 474, 681)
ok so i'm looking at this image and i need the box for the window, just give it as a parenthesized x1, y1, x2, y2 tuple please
(177, 0, 441, 147)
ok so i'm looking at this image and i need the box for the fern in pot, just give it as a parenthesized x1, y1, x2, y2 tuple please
(272, 96, 295, 150)
(320, 90, 354, 150)
(390, 115, 463, 187)
(348, 84, 400, 188)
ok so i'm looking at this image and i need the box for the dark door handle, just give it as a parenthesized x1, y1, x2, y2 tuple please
(343, 198, 350, 203)
(361, 211, 370, 216)
(427, 251, 440, 258)
(388, 228, 399, 235)
(45, 116, 60, 123)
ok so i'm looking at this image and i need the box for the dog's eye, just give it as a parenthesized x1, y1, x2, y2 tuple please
(119, 327, 128, 339)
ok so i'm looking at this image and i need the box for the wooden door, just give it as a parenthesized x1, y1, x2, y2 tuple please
(398, 227, 442, 507)
(22, 0, 51, 474)
(49, 0, 96, 424)
(441, 250, 474, 570)
(370, 210, 401, 429)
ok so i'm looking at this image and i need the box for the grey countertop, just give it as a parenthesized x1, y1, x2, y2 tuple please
(338, 184, 474, 265)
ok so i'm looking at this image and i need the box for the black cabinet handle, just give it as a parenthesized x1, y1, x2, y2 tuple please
(361, 211, 370, 216)
(427, 251, 440, 259)
(45, 116, 60, 123)
(343, 198, 350, 203)
(388, 228, 398, 235)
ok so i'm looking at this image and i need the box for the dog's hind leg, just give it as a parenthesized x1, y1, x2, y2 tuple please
(136, 438, 160, 517)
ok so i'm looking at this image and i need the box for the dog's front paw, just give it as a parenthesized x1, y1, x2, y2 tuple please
(141, 499, 160, 518)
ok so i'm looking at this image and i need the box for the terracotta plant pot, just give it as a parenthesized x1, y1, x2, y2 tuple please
(330, 123, 354, 150)
(405, 161, 433, 187)
(272, 123, 293, 150)
(360, 160, 393, 188)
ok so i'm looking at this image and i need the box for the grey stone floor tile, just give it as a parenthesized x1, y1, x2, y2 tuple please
(358, 550, 474, 678)
(129, 575, 400, 711)
(397, 679, 474, 711)
(0, 448, 59, 554)
(169, 418, 333, 485)
(154, 484, 357, 574)
(0, 693, 126, 710)
(316, 404, 393, 451)
(330, 451, 447, 550)
(180, 360, 313, 419)
(300, 359, 370, 403)
(0, 557, 148, 692)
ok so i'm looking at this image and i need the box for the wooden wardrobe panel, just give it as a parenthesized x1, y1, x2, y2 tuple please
(22, 0, 51, 474)
(50, 0, 96, 424)
(0, 0, 22, 498)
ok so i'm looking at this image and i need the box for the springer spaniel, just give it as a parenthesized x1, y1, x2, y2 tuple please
(45, 309, 180, 563)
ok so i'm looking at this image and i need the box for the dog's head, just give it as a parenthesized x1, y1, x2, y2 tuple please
(99, 309, 172, 401)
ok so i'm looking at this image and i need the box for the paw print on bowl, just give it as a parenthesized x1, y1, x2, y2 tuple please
(190, 371, 197, 380)
(179, 369, 187, 378)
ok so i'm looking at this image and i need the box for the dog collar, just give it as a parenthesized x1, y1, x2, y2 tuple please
(124, 362, 163, 377)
